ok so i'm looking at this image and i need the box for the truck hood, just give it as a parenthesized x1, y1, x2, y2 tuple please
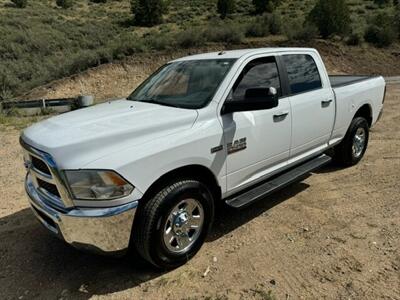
(22, 99, 198, 168)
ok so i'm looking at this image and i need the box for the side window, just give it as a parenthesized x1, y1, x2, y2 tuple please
(232, 57, 281, 101)
(282, 54, 322, 94)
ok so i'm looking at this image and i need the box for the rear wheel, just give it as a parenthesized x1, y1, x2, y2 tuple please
(334, 117, 369, 167)
(133, 180, 214, 269)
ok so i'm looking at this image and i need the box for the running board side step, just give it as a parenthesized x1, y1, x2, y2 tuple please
(225, 154, 332, 209)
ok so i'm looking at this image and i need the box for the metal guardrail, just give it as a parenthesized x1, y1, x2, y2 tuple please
(0, 97, 78, 116)
(1, 98, 77, 110)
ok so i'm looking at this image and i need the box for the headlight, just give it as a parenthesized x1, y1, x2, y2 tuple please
(64, 170, 134, 200)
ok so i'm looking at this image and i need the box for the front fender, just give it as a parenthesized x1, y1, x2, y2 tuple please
(84, 119, 227, 196)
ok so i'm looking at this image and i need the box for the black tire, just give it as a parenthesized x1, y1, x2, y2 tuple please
(334, 117, 369, 167)
(133, 180, 214, 269)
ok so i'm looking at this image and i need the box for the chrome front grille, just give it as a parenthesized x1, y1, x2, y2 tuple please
(21, 138, 74, 209)
(36, 178, 61, 198)
(31, 156, 51, 176)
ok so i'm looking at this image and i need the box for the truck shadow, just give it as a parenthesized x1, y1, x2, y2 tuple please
(313, 160, 343, 174)
(0, 181, 310, 299)
(208, 181, 310, 242)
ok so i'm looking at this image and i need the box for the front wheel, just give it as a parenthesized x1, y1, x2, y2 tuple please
(133, 180, 214, 269)
(334, 117, 369, 167)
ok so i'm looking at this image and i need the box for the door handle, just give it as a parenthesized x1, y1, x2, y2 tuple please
(321, 99, 333, 106)
(273, 111, 289, 119)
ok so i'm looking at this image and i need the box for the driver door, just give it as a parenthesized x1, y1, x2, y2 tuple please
(221, 56, 292, 193)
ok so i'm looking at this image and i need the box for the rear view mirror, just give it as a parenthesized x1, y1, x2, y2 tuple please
(222, 87, 279, 114)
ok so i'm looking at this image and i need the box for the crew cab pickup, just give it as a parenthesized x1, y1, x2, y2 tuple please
(21, 48, 385, 268)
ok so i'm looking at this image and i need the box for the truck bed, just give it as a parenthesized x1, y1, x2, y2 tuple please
(329, 75, 385, 144)
(329, 75, 379, 88)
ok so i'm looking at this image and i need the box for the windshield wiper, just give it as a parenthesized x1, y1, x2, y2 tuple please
(134, 99, 182, 108)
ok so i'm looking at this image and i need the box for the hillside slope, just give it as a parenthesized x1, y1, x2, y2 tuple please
(23, 38, 400, 102)
(1, 0, 399, 100)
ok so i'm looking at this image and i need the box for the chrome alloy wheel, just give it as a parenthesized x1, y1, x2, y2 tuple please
(163, 198, 204, 254)
(352, 127, 366, 158)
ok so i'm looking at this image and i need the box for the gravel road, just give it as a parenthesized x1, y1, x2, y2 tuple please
(0, 86, 399, 300)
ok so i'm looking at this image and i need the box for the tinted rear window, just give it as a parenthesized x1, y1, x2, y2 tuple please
(282, 54, 322, 94)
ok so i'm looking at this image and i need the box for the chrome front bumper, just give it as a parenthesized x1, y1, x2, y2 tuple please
(25, 174, 139, 255)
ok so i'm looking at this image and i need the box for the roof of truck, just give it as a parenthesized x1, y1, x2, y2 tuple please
(172, 47, 317, 62)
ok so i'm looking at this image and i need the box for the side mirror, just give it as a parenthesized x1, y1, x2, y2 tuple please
(222, 87, 279, 114)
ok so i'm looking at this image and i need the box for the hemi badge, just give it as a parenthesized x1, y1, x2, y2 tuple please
(227, 138, 247, 154)
(211, 145, 223, 154)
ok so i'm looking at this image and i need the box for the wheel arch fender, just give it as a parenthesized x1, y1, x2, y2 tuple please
(139, 163, 222, 207)
(353, 103, 373, 127)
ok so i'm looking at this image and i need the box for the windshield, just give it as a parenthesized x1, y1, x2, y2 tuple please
(127, 59, 236, 109)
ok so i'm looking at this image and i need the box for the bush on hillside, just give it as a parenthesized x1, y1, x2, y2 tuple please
(245, 12, 281, 37)
(56, 0, 73, 9)
(246, 17, 269, 37)
(203, 23, 244, 44)
(373, 0, 392, 6)
(217, 0, 235, 19)
(0, 74, 14, 100)
(308, 0, 350, 38)
(345, 31, 363, 46)
(131, 0, 168, 26)
(268, 12, 282, 34)
(285, 20, 318, 41)
(176, 28, 205, 48)
(252, 0, 280, 15)
(364, 12, 397, 47)
(396, 3, 400, 38)
(11, 0, 28, 8)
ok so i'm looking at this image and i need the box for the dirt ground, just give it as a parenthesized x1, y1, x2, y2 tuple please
(0, 85, 399, 300)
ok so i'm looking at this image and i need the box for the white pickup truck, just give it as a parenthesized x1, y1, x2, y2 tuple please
(21, 48, 385, 269)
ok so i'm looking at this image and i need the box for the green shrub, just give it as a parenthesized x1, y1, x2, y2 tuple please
(308, 0, 350, 38)
(11, 0, 28, 8)
(252, 0, 279, 15)
(56, 0, 73, 9)
(268, 12, 282, 34)
(131, 0, 168, 26)
(143, 31, 173, 50)
(245, 12, 281, 37)
(217, 0, 235, 19)
(285, 20, 318, 41)
(373, 0, 392, 6)
(0, 74, 14, 100)
(364, 12, 397, 47)
(176, 28, 205, 48)
(396, 3, 400, 38)
(246, 22, 269, 37)
(345, 31, 363, 46)
(204, 23, 244, 44)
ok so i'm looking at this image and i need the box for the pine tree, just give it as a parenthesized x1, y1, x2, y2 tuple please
(131, 0, 168, 26)
(217, 0, 235, 19)
(308, 0, 350, 38)
(56, 0, 73, 9)
(11, 0, 28, 8)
